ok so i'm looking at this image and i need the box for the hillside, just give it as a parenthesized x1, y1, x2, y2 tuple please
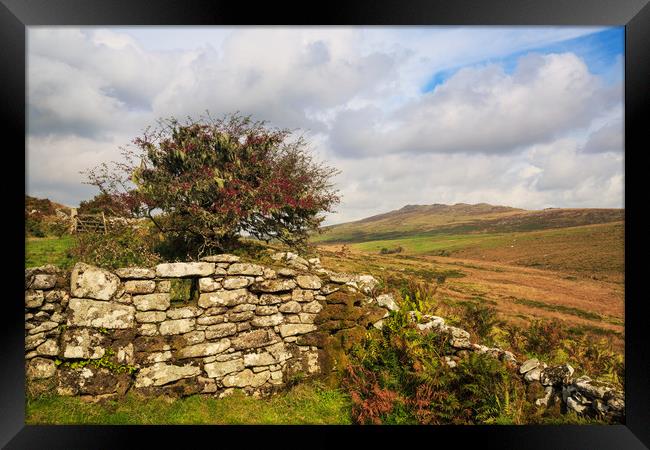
(313, 203, 624, 243)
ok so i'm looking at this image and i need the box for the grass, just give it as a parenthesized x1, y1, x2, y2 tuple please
(26, 382, 352, 425)
(25, 235, 76, 269)
(511, 298, 603, 321)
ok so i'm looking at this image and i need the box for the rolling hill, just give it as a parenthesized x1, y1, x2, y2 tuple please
(313, 203, 624, 244)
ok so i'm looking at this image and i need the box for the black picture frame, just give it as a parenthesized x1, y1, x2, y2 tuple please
(3, 0, 649, 448)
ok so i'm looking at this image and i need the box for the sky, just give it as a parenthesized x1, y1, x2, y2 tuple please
(26, 26, 624, 225)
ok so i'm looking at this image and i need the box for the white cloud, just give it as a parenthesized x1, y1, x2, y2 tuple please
(330, 52, 621, 157)
(26, 26, 624, 220)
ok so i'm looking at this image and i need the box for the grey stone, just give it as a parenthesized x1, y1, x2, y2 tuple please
(301, 300, 323, 314)
(250, 279, 297, 293)
(573, 375, 613, 399)
(566, 396, 587, 413)
(26, 357, 56, 379)
(135, 363, 201, 387)
(123, 280, 156, 294)
(36, 339, 59, 356)
(278, 324, 317, 337)
(166, 306, 201, 320)
(176, 339, 231, 359)
(258, 294, 283, 305)
(71, 263, 120, 300)
(205, 323, 237, 339)
(61, 328, 107, 359)
(251, 313, 284, 327)
(244, 352, 276, 367)
(231, 329, 278, 350)
(114, 267, 155, 279)
(296, 275, 322, 290)
(67, 298, 135, 329)
(159, 318, 196, 335)
(135, 311, 167, 323)
(277, 268, 296, 277)
(255, 305, 279, 315)
(204, 359, 244, 378)
(155, 262, 215, 278)
(223, 277, 252, 289)
(31, 274, 57, 290)
(197, 315, 226, 326)
(227, 263, 264, 276)
(519, 358, 540, 374)
(28, 321, 58, 335)
(222, 369, 270, 388)
(198, 277, 221, 293)
(137, 323, 158, 336)
(540, 364, 574, 386)
(133, 293, 171, 311)
(376, 294, 399, 311)
(278, 301, 301, 313)
(25, 333, 47, 351)
(524, 368, 542, 383)
(25, 290, 45, 308)
(198, 289, 256, 308)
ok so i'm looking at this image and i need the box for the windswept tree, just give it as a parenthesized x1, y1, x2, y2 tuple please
(84, 113, 340, 257)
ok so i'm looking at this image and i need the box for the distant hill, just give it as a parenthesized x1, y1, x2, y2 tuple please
(25, 195, 73, 217)
(313, 203, 624, 243)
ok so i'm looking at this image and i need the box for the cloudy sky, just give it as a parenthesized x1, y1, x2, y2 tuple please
(27, 26, 624, 225)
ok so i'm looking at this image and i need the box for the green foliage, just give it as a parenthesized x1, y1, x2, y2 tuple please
(457, 301, 501, 344)
(85, 113, 340, 257)
(70, 224, 161, 269)
(342, 310, 531, 425)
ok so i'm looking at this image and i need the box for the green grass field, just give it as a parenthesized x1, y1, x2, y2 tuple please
(26, 382, 352, 425)
(25, 235, 76, 269)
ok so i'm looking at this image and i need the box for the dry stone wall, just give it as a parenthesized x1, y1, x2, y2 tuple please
(24, 252, 391, 398)
(24, 252, 624, 421)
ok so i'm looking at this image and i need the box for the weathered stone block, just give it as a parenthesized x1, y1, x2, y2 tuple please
(67, 298, 135, 329)
(26, 357, 56, 379)
(205, 323, 237, 339)
(135, 311, 167, 323)
(71, 263, 120, 300)
(135, 363, 201, 387)
(204, 359, 244, 378)
(278, 324, 317, 337)
(227, 263, 264, 276)
(222, 369, 270, 387)
(159, 318, 196, 335)
(176, 339, 231, 359)
(198, 289, 256, 308)
(250, 313, 284, 327)
(166, 306, 201, 320)
(250, 279, 296, 293)
(296, 275, 322, 290)
(199, 277, 221, 292)
(61, 328, 109, 359)
(133, 293, 171, 311)
(278, 301, 301, 313)
(124, 280, 156, 295)
(231, 329, 278, 350)
(25, 290, 45, 309)
(155, 262, 215, 278)
(115, 267, 156, 279)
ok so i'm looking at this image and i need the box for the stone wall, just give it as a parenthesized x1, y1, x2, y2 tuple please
(24, 252, 390, 398)
(24, 252, 624, 421)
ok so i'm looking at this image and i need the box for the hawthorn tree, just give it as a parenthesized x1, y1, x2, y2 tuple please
(84, 113, 340, 257)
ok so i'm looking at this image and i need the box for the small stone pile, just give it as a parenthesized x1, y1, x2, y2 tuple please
(408, 313, 624, 421)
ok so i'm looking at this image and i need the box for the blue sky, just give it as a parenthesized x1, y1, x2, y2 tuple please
(422, 27, 624, 93)
(26, 26, 624, 224)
